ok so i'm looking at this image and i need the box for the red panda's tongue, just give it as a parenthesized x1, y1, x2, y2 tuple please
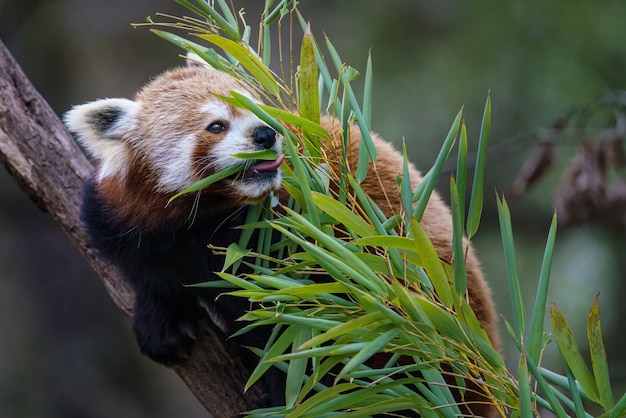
(251, 153, 285, 173)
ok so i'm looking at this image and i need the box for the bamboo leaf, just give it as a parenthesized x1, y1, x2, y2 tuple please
(336, 328, 401, 382)
(527, 212, 557, 363)
(189, 0, 240, 40)
(410, 218, 453, 307)
(311, 192, 376, 238)
(413, 108, 462, 220)
(610, 392, 626, 418)
(588, 294, 614, 410)
(214, 0, 238, 34)
(196, 34, 280, 95)
(518, 351, 534, 418)
(258, 103, 329, 138)
(286, 327, 310, 407)
(246, 324, 301, 390)
(466, 93, 491, 239)
(222, 243, 250, 271)
(299, 23, 321, 125)
(284, 383, 359, 418)
(565, 359, 588, 418)
(230, 149, 279, 160)
(449, 177, 467, 296)
(167, 164, 242, 202)
(456, 121, 468, 220)
(551, 303, 600, 403)
(496, 196, 525, 337)
(362, 51, 373, 129)
(401, 141, 413, 224)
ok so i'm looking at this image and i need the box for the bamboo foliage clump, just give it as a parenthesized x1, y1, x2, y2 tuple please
(141, 1, 626, 416)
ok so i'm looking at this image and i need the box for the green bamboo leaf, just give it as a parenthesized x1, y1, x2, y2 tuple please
(323, 35, 376, 183)
(527, 212, 557, 363)
(496, 195, 525, 337)
(167, 164, 242, 203)
(401, 142, 413, 223)
(337, 399, 428, 418)
(271, 219, 382, 294)
(264, 0, 293, 25)
(413, 108, 462, 221)
(565, 359, 588, 418)
(152, 29, 216, 57)
(299, 23, 321, 125)
(391, 281, 429, 325)
(230, 149, 279, 160)
(261, 22, 271, 65)
(173, 0, 215, 23)
(274, 282, 348, 298)
(311, 192, 376, 238)
(523, 354, 569, 417)
(410, 218, 453, 307)
(588, 294, 614, 410)
(214, 0, 239, 33)
(247, 274, 303, 290)
(303, 379, 434, 417)
(286, 327, 310, 408)
(215, 272, 262, 291)
(257, 104, 329, 138)
(551, 303, 600, 403)
(456, 121, 468, 220)
(279, 208, 385, 294)
(298, 311, 387, 350)
(362, 51, 373, 129)
(449, 177, 467, 296)
(353, 235, 414, 250)
(518, 351, 534, 418)
(189, 0, 240, 40)
(285, 382, 360, 418)
(336, 328, 401, 383)
(196, 34, 280, 95)
(415, 297, 465, 343)
(609, 392, 626, 418)
(282, 132, 320, 226)
(246, 324, 301, 390)
(222, 243, 250, 271)
(466, 93, 491, 239)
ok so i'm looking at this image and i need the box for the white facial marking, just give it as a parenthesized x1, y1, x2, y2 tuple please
(153, 133, 197, 193)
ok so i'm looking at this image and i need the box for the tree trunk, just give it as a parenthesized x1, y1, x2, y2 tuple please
(0, 38, 265, 418)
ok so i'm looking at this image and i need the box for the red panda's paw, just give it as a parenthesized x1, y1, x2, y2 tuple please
(131, 304, 199, 365)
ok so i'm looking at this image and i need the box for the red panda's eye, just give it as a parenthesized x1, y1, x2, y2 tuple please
(206, 122, 227, 133)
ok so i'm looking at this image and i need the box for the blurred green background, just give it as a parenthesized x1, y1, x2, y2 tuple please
(1, 1, 624, 416)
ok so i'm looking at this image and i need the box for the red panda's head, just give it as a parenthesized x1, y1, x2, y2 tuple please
(65, 66, 283, 228)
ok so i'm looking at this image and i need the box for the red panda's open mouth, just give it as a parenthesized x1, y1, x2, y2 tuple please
(242, 153, 285, 179)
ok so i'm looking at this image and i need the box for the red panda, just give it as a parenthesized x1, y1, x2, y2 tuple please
(65, 63, 499, 415)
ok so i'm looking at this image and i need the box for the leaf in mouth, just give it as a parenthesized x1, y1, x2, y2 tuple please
(231, 149, 279, 160)
(167, 151, 284, 204)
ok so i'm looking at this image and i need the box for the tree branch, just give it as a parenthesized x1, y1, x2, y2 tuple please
(0, 38, 265, 417)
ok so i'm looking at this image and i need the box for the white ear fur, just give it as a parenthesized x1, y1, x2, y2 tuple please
(186, 51, 212, 69)
(64, 98, 139, 181)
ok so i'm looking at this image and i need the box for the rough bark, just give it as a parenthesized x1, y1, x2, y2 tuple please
(0, 38, 265, 417)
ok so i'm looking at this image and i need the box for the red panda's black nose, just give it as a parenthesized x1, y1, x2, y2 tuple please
(253, 126, 277, 150)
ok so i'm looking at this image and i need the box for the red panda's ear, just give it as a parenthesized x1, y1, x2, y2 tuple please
(64, 98, 138, 175)
(185, 51, 213, 69)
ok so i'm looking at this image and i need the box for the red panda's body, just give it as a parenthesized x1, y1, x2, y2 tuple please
(66, 64, 499, 416)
